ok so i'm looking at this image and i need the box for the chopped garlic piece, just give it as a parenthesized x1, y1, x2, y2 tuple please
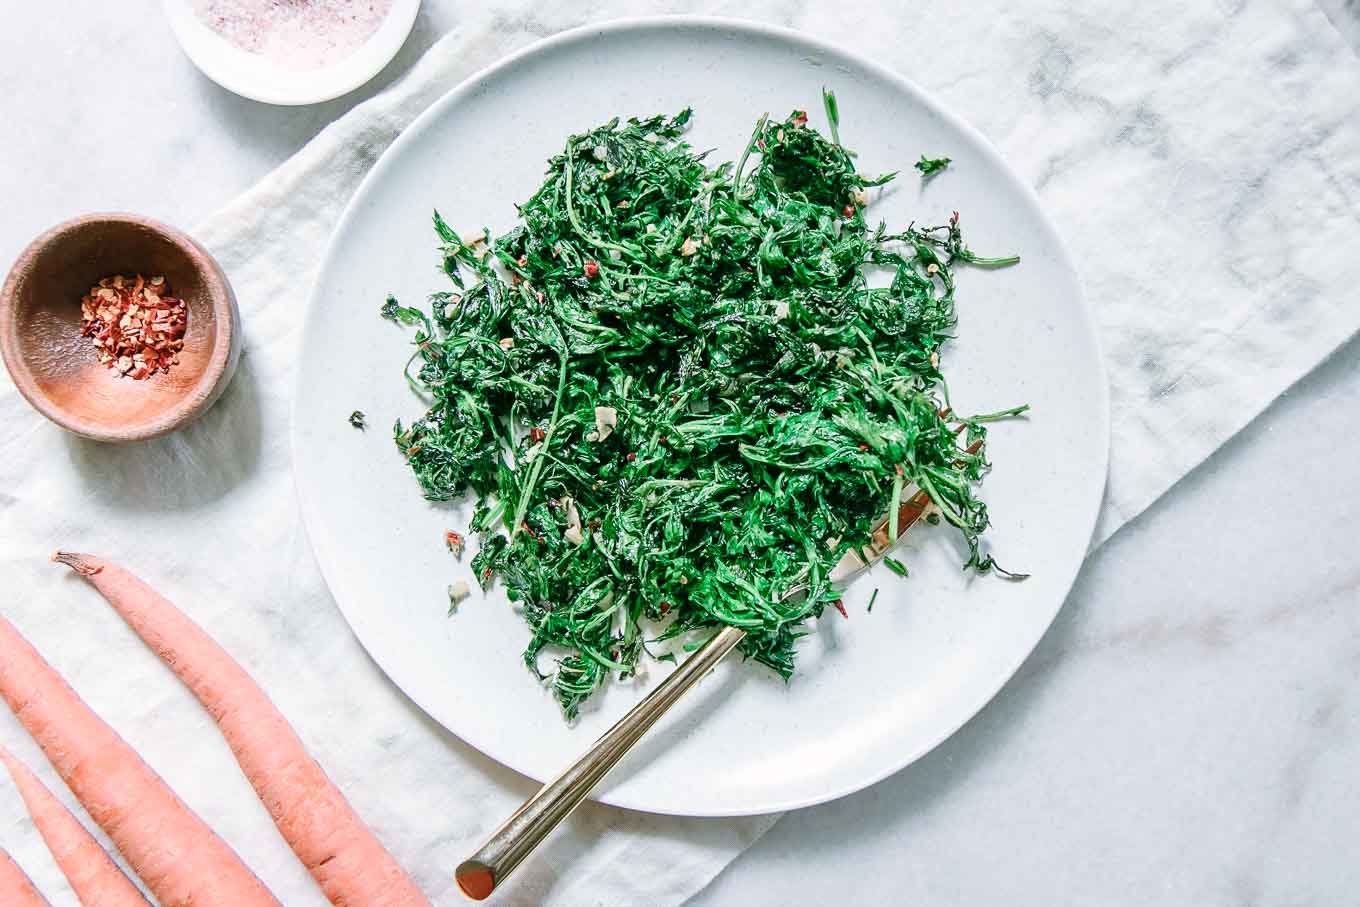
(593, 406, 617, 441)
(562, 496, 585, 545)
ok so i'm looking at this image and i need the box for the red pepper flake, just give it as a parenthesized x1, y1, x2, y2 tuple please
(528, 427, 546, 444)
(583, 260, 600, 279)
(482, 567, 493, 581)
(832, 598, 848, 619)
(587, 518, 601, 530)
(950, 210, 960, 227)
(626, 452, 637, 462)
(659, 601, 671, 615)
(521, 520, 545, 544)
(858, 443, 869, 451)
(536, 291, 546, 304)
(842, 205, 856, 218)
(444, 531, 465, 558)
(791, 110, 808, 126)
(406, 445, 422, 456)
(79, 274, 186, 379)
(517, 254, 528, 268)
(658, 435, 668, 444)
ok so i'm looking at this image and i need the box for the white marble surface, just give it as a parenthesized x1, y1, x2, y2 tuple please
(2, 2, 1359, 905)
(1320, 0, 1360, 47)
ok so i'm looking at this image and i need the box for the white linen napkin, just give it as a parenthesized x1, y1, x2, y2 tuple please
(3, 2, 1358, 904)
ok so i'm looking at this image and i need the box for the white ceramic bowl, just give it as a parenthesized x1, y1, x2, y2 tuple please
(164, 0, 420, 106)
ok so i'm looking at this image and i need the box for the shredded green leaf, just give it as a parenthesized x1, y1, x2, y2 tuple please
(387, 98, 1022, 718)
(883, 556, 909, 578)
(915, 154, 951, 177)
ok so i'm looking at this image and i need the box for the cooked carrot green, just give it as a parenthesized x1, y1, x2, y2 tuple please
(386, 92, 1023, 717)
(915, 154, 951, 177)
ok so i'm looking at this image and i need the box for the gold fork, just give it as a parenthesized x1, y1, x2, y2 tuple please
(455, 442, 976, 900)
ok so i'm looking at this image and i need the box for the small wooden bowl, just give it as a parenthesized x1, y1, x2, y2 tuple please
(0, 214, 240, 442)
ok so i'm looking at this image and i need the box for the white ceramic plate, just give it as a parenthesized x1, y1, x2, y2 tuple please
(294, 17, 1108, 816)
(164, 0, 420, 106)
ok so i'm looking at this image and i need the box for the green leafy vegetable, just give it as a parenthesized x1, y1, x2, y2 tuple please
(915, 155, 951, 177)
(883, 556, 909, 578)
(388, 98, 1022, 718)
(822, 86, 841, 145)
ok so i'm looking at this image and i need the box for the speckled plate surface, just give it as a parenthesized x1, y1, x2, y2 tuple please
(293, 17, 1108, 817)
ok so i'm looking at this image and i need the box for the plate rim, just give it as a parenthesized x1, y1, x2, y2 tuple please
(291, 14, 1111, 816)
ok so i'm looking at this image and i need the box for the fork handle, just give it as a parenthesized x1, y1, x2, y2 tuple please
(455, 625, 748, 900)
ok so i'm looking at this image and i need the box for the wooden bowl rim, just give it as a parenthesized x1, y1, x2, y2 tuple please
(0, 212, 240, 442)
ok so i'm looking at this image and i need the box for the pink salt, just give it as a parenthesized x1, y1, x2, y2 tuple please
(193, 0, 395, 71)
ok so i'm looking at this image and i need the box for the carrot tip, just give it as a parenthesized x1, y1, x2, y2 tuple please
(52, 552, 102, 576)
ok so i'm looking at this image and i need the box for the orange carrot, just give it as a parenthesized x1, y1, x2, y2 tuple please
(0, 615, 281, 907)
(0, 846, 51, 906)
(55, 552, 430, 907)
(0, 745, 150, 906)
